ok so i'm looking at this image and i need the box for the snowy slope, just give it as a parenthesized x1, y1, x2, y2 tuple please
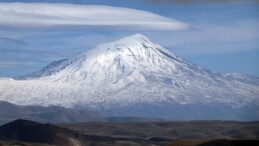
(1, 34, 259, 120)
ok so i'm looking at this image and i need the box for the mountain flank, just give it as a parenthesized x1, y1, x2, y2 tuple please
(0, 34, 258, 120)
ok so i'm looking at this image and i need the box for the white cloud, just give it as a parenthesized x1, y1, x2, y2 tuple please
(145, 19, 259, 55)
(0, 60, 34, 68)
(0, 2, 190, 31)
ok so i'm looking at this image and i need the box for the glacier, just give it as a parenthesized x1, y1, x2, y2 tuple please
(0, 34, 259, 120)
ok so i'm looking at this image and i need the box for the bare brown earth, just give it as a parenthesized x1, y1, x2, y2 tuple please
(0, 119, 258, 146)
(166, 139, 259, 146)
(60, 120, 259, 139)
(0, 140, 52, 146)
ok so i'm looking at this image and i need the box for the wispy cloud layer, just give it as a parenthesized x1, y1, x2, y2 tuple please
(147, 19, 259, 55)
(0, 3, 190, 31)
(147, 0, 259, 4)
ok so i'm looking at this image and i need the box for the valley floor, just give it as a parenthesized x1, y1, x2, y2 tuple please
(60, 120, 259, 140)
(0, 119, 258, 146)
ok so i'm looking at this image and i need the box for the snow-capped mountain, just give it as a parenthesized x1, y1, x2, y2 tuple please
(1, 34, 259, 120)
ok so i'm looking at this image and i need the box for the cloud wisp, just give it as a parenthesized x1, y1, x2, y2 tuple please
(0, 37, 28, 45)
(147, 0, 259, 5)
(0, 2, 190, 31)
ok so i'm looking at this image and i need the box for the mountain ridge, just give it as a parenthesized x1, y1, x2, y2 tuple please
(0, 101, 162, 125)
(0, 34, 258, 120)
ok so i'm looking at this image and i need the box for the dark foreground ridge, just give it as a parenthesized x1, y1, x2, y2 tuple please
(0, 119, 259, 146)
(0, 119, 165, 146)
(0, 119, 79, 145)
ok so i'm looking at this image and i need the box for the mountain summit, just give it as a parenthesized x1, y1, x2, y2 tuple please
(1, 34, 259, 120)
(23, 34, 181, 82)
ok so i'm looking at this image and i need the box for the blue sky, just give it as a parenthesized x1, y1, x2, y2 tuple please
(0, 0, 258, 77)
